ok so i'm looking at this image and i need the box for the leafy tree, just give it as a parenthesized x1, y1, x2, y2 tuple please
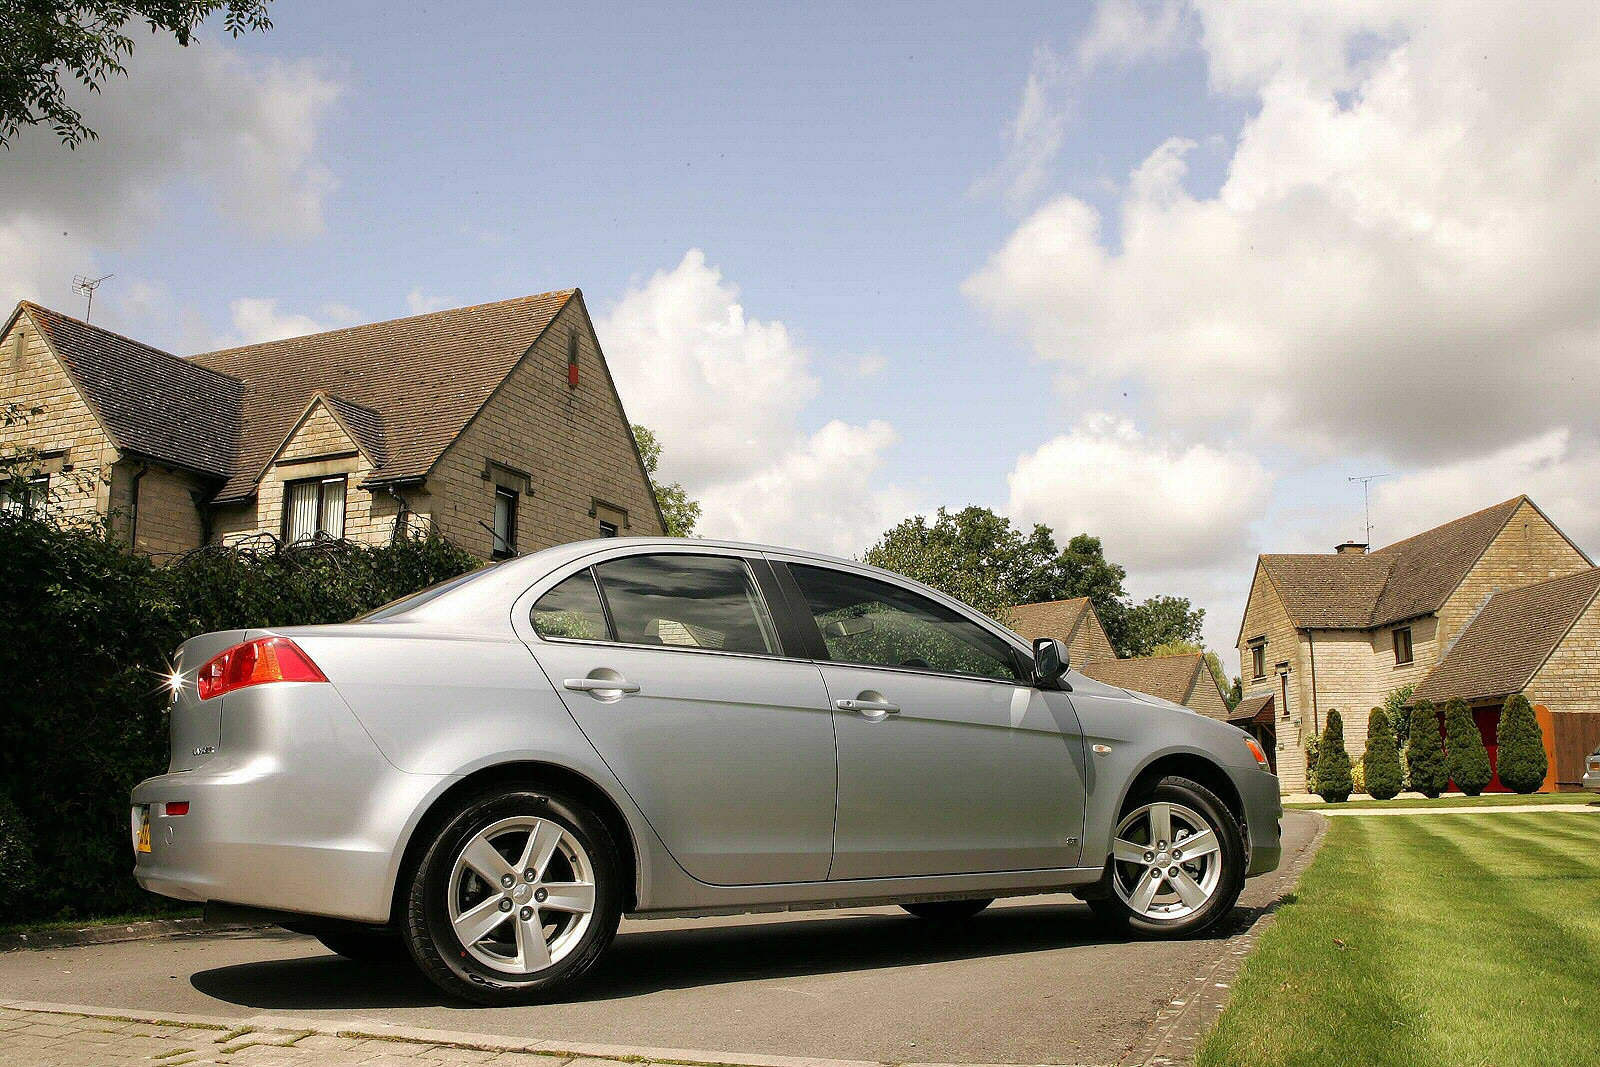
(1385, 685, 1415, 750)
(1496, 693, 1549, 794)
(1303, 734, 1321, 796)
(1406, 700, 1448, 798)
(1444, 697, 1492, 796)
(1149, 640, 1235, 709)
(631, 425, 700, 537)
(1, 0, 273, 148)
(1316, 710, 1353, 803)
(863, 508, 1204, 654)
(1363, 706, 1403, 800)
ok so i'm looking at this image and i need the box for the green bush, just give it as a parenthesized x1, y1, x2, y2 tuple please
(1317, 710, 1352, 803)
(1406, 700, 1448, 798)
(1496, 694, 1549, 794)
(1349, 756, 1365, 796)
(1444, 697, 1492, 796)
(1304, 734, 1321, 795)
(1364, 706, 1404, 800)
(0, 513, 480, 924)
(0, 794, 35, 905)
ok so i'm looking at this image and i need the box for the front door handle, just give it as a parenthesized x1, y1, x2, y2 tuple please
(564, 677, 641, 695)
(836, 697, 901, 717)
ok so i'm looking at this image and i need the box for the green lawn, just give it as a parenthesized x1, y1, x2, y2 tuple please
(0, 907, 200, 938)
(1286, 791, 1597, 810)
(1197, 811, 1600, 1067)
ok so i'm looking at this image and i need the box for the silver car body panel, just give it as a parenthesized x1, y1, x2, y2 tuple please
(133, 537, 1282, 925)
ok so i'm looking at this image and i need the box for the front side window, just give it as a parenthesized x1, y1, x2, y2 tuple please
(1393, 626, 1414, 665)
(0, 473, 48, 516)
(592, 553, 778, 655)
(531, 568, 610, 640)
(284, 476, 347, 542)
(493, 487, 518, 559)
(1250, 640, 1266, 680)
(789, 564, 1021, 682)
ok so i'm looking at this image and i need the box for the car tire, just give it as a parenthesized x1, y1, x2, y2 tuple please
(404, 786, 623, 1005)
(900, 898, 993, 921)
(314, 928, 408, 963)
(1089, 775, 1245, 937)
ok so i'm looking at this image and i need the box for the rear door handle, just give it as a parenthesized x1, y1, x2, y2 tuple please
(564, 677, 641, 694)
(836, 698, 900, 716)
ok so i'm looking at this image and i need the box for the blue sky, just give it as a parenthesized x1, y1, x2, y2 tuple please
(8, 1, 1600, 672)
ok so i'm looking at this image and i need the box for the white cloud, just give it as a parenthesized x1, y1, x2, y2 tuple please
(966, 2, 1600, 467)
(1006, 413, 1272, 578)
(597, 250, 913, 556)
(851, 353, 888, 379)
(220, 298, 362, 346)
(1, 35, 342, 328)
(1078, 0, 1187, 72)
(406, 289, 455, 315)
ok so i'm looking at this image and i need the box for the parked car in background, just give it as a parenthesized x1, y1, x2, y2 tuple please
(1584, 746, 1600, 791)
(132, 538, 1282, 1004)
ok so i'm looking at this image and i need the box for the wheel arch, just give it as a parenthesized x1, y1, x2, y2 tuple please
(1118, 750, 1246, 828)
(388, 760, 642, 925)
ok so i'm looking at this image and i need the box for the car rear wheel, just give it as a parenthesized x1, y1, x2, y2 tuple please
(404, 787, 622, 1004)
(1090, 775, 1245, 937)
(900, 898, 993, 921)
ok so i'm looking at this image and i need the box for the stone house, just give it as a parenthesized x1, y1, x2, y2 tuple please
(1236, 496, 1591, 792)
(1007, 597, 1118, 666)
(0, 292, 665, 558)
(1078, 653, 1232, 720)
(1413, 566, 1600, 789)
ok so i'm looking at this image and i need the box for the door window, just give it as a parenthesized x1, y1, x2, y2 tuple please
(592, 554, 779, 655)
(788, 564, 1021, 681)
(531, 568, 611, 641)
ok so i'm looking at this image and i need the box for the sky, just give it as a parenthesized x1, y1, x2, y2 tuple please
(5, 0, 1599, 675)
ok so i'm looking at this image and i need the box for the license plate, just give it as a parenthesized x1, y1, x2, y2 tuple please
(135, 806, 151, 853)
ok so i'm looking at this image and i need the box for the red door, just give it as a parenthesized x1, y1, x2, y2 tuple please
(1476, 705, 1506, 792)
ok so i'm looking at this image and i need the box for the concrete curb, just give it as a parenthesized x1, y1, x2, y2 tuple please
(1118, 810, 1329, 1067)
(0, 917, 268, 954)
(0, 998, 1098, 1067)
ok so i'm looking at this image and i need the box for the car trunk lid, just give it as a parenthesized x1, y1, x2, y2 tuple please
(167, 629, 250, 771)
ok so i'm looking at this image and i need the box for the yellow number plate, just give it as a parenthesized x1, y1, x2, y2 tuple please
(137, 808, 152, 853)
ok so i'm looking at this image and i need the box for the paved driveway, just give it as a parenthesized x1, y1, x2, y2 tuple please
(0, 813, 1318, 1067)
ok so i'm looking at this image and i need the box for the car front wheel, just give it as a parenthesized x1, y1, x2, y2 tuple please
(1091, 775, 1245, 937)
(404, 787, 622, 1004)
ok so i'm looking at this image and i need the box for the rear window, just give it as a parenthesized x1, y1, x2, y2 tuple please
(355, 564, 498, 622)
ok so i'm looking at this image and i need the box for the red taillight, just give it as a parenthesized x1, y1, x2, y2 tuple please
(196, 637, 327, 700)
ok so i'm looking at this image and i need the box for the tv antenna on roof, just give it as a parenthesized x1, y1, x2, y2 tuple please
(71, 273, 113, 321)
(1348, 473, 1391, 545)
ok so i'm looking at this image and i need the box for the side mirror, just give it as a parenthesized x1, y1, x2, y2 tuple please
(1033, 637, 1069, 686)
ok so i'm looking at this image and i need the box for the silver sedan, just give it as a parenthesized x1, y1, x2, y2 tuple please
(132, 538, 1282, 1003)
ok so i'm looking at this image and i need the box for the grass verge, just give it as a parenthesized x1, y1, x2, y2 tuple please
(1197, 810, 1600, 1067)
(0, 907, 201, 937)
(1286, 791, 1597, 810)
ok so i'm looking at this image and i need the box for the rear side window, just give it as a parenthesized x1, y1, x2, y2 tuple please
(593, 554, 779, 655)
(788, 563, 1021, 682)
(532, 569, 611, 640)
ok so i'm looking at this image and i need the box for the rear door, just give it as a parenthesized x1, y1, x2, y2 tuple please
(776, 559, 1086, 881)
(520, 548, 837, 886)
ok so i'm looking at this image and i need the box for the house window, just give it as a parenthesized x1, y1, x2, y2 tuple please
(1393, 626, 1414, 665)
(598, 519, 619, 538)
(284, 476, 346, 542)
(493, 487, 518, 559)
(1, 473, 48, 515)
(1250, 639, 1266, 680)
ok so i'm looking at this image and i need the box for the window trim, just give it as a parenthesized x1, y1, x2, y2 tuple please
(492, 485, 518, 560)
(282, 474, 348, 543)
(1249, 638, 1267, 681)
(1, 472, 49, 515)
(1393, 625, 1414, 666)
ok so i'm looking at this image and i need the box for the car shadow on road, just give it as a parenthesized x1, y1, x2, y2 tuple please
(189, 898, 1245, 1012)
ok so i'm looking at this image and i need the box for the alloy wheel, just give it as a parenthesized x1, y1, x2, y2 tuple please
(447, 816, 596, 974)
(1110, 801, 1222, 920)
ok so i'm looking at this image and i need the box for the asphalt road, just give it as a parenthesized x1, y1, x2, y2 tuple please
(0, 812, 1318, 1066)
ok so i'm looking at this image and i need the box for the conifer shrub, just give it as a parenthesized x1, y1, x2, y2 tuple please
(1406, 700, 1448, 798)
(1364, 706, 1404, 800)
(1304, 734, 1321, 795)
(1316, 710, 1352, 803)
(1495, 694, 1549, 794)
(1444, 697, 1492, 796)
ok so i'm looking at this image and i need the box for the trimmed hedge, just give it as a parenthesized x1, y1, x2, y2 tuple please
(1364, 706, 1404, 800)
(1444, 697, 1492, 796)
(1496, 694, 1549, 794)
(0, 514, 480, 923)
(1406, 700, 1448, 798)
(1317, 710, 1352, 803)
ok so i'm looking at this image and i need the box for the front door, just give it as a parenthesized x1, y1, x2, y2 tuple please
(780, 561, 1086, 881)
(524, 551, 836, 886)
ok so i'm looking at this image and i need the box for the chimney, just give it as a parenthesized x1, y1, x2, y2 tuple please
(1335, 541, 1369, 555)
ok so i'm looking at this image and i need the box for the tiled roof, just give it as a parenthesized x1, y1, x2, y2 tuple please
(1260, 497, 1530, 629)
(1007, 597, 1092, 642)
(189, 291, 575, 500)
(319, 393, 387, 467)
(1413, 567, 1600, 704)
(23, 303, 241, 477)
(1081, 653, 1204, 706)
(1230, 692, 1274, 724)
